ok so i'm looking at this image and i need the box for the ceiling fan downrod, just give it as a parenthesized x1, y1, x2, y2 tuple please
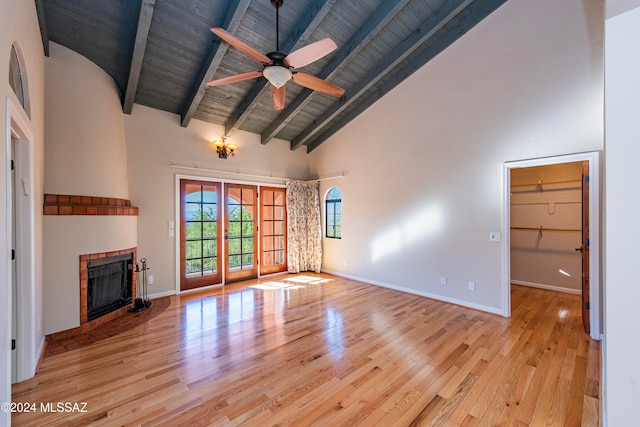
(271, 0, 283, 52)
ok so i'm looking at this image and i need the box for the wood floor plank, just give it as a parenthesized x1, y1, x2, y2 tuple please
(11, 275, 600, 426)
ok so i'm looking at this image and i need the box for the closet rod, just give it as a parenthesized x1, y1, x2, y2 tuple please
(170, 164, 343, 182)
(510, 226, 581, 232)
(511, 178, 582, 188)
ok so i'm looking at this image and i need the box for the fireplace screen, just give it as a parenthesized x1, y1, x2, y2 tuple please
(87, 254, 133, 321)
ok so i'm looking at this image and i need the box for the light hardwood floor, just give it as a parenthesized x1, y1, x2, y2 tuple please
(12, 273, 600, 426)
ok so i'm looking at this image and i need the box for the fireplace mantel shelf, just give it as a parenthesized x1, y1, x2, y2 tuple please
(44, 193, 138, 216)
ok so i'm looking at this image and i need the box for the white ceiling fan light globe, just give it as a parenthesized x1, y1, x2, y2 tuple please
(263, 66, 292, 88)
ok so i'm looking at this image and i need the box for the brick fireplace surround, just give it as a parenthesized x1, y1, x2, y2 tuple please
(44, 193, 139, 341)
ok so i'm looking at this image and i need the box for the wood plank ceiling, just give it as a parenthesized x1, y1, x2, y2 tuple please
(36, 0, 508, 153)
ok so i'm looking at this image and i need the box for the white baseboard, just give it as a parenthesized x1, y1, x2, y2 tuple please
(511, 280, 581, 295)
(322, 269, 504, 316)
(147, 290, 177, 299)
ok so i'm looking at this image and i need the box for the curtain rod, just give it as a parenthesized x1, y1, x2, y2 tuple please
(170, 164, 343, 182)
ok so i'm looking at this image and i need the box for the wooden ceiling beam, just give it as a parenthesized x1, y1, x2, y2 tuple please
(123, 0, 156, 114)
(289, 0, 479, 151)
(180, 0, 252, 128)
(305, 0, 509, 152)
(223, 0, 337, 136)
(35, 0, 49, 56)
(260, 0, 411, 145)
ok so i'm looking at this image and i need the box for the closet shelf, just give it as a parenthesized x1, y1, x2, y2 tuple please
(511, 226, 581, 232)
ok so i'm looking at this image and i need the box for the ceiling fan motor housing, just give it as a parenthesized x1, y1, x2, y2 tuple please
(266, 51, 288, 67)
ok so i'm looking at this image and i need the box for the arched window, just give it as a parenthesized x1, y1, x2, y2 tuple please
(325, 187, 342, 239)
(9, 44, 30, 118)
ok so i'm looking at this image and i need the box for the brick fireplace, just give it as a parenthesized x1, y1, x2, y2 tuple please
(79, 247, 137, 331)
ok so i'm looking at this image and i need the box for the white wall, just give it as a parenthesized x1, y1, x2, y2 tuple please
(0, 0, 45, 417)
(45, 42, 130, 198)
(124, 105, 309, 296)
(42, 44, 136, 335)
(604, 4, 640, 425)
(43, 216, 137, 334)
(309, 0, 604, 313)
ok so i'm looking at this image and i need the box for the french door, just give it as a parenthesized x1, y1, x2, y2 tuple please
(224, 184, 258, 283)
(180, 179, 287, 290)
(180, 180, 223, 291)
(260, 187, 287, 275)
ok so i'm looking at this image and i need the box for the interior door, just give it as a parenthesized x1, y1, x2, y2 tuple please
(580, 160, 590, 334)
(225, 184, 258, 283)
(180, 179, 223, 291)
(260, 187, 287, 275)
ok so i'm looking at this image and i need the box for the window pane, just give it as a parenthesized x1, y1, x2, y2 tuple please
(327, 226, 335, 238)
(203, 222, 217, 238)
(186, 240, 201, 259)
(229, 238, 240, 255)
(186, 185, 201, 202)
(228, 188, 241, 204)
(274, 221, 284, 235)
(263, 251, 274, 266)
(263, 236, 274, 252)
(186, 203, 200, 221)
(202, 204, 217, 221)
(228, 221, 241, 238)
(186, 222, 201, 239)
(263, 190, 274, 205)
(229, 255, 241, 269)
(228, 205, 241, 221)
(241, 238, 253, 253)
(274, 191, 284, 205)
(262, 206, 273, 220)
(203, 257, 217, 273)
(276, 236, 284, 250)
(274, 206, 285, 220)
(203, 240, 216, 257)
(202, 189, 217, 203)
(242, 221, 254, 236)
(242, 254, 254, 268)
(186, 259, 202, 275)
(263, 221, 274, 236)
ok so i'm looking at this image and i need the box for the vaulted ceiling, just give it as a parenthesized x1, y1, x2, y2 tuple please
(35, 0, 508, 152)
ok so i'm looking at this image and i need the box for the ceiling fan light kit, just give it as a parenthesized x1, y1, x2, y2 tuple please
(263, 66, 292, 88)
(207, 0, 344, 110)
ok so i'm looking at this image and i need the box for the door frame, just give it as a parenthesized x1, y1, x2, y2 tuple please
(5, 96, 37, 384)
(502, 151, 601, 340)
(174, 174, 286, 294)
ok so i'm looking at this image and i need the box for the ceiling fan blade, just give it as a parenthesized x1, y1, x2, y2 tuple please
(284, 38, 338, 68)
(270, 84, 286, 110)
(207, 71, 263, 87)
(211, 27, 270, 64)
(292, 73, 345, 97)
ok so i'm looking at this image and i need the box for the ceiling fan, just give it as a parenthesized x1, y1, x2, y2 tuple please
(207, 0, 345, 110)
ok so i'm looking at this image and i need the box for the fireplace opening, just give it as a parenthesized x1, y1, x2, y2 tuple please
(87, 253, 133, 321)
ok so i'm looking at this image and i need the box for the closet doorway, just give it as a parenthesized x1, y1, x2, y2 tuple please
(503, 152, 600, 340)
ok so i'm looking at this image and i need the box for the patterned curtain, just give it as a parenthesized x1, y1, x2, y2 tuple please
(286, 179, 322, 273)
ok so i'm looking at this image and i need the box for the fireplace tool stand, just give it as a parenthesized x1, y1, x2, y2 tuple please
(129, 258, 152, 312)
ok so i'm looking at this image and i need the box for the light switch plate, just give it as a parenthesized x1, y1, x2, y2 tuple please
(489, 232, 501, 241)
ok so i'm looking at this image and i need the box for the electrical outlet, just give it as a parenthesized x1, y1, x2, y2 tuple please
(147, 275, 154, 285)
(440, 276, 447, 285)
(468, 281, 476, 291)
